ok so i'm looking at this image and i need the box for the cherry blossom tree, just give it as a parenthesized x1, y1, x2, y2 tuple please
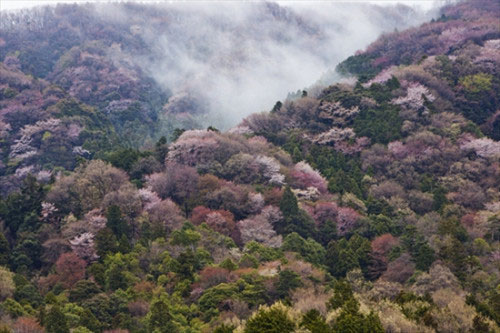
(237, 206, 283, 248)
(290, 162, 327, 193)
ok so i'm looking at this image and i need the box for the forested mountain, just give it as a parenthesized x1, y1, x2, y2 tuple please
(0, 1, 434, 196)
(0, 0, 499, 332)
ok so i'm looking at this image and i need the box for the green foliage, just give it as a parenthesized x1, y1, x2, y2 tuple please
(103, 148, 144, 173)
(46, 305, 70, 333)
(148, 299, 178, 333)
(332, 298, 383, 333)
(300, 309, 332, 333)
(305, 146, 364, 198)
(279, 186, 299, 218)
(219, 258, 238, 271)
(95, 227, 118, 259)
(318, 219, 337, 247)
(326, 235, 371, 278)
(244, 305, 296, 333)
(198, 283, 238, 313)
(245, 241, 283, 262)
(0, 232, 10, 265)
(460, 73, 493, 94)
(14, 282, 43, 307)
(69, 280, 101, 303)
(401, 225, 435, 271)
(106, 205, 129, 238)
(171, 223, 201, 249)
(275, 269, 302, 298)
(1, 298, 27, 318)
(282, 232, 325, 266)
(353, 104, 402, 144)
(328, 279, 354, 310)
(271, 101, 283, 113)
(171, 128, 186, 142)
(336, 54, 379, 83)
(0, 175, 45, 235)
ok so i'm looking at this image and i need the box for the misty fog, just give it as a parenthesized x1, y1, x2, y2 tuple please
(90, 1, 442, 129)
(0, 1, 445, 130)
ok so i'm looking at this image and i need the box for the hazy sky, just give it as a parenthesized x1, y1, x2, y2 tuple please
(0, 0, 443, 12)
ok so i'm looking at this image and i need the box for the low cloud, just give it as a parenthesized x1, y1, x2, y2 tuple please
(97, 1, 443, 129)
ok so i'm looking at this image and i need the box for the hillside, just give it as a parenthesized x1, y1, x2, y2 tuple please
(0, 1, 434, 197)
(0, 0, 499, 332)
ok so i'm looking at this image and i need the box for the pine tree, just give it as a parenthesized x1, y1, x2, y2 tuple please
(118, 234, 131, 254)
(106, 205, 128, 237)
(95, 227, 118, 259)
(318, 219, 337, 246)
(279, 186, 299, 218)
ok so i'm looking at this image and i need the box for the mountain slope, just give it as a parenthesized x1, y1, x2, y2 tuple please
(0, 0, 499, 332)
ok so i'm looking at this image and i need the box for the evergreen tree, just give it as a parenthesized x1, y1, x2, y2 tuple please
(292, 146, 302, 163)
(328, 280, 355, 310)
(45, 305, 69, 333)
(300, 309, 332, 333)
(0, 231, 9, 265)
(148, 299, 177, 333)
(79, 309, 101, 332)
(244, 305, 295, 333)
(279, 186, 299, 218)
(118, 234, 131, 254)
(106, 205, 128, 238)
(95, 228, 118, 259)
(318, 219, 337, 246)
(271, 101, 282, 113)
(275, 269, 302, 298)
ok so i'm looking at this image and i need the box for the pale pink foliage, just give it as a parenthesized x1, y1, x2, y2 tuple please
(333, 136, 371, 155)
(290, 161, 327, 193)
(228, 125, 254, 135)
(166, 129, 219, 166)
(146, 198, 184, 233)
(247, 192, 265, 214)
(237, 205, 283, 248)
(36, 170, 52, 183)
(102, 184, 142, 218)
(474, 38, 500, 63)
(460, 137, 500, 158)
(145, 163, 198, 203)
(138, 188, 162, 211)
(392, 82, 435, 111)
(370, 180, 405, 200)
(337, 207, 360, 236)
(363, 66, 397, 87)
(254, 155, 285, 185)
(316, 101, 359, 125)
(312, 127, 355, 145)
(69, 232, 98, 262)
(312, 201, 339, 226)
(41, 202, 58, 222)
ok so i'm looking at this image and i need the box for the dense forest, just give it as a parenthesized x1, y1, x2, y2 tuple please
(0, 0, 499, 332)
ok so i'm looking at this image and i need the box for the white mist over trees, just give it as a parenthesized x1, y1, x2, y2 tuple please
(99, 1, 439, 128)
(0, 1, 442, 132)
